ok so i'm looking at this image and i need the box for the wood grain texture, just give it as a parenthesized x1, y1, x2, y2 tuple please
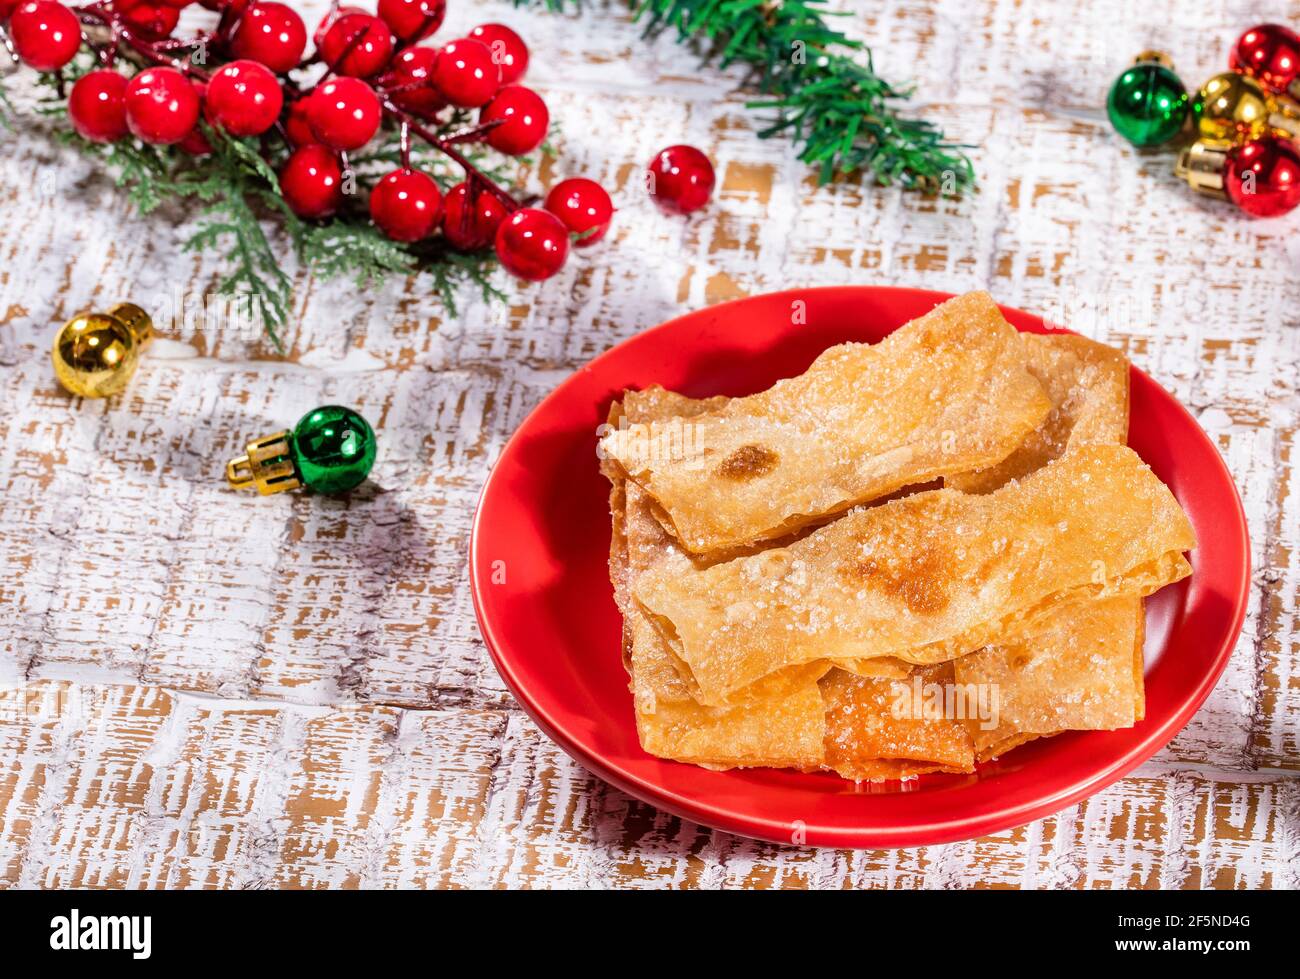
(0, 0, 1297, 889)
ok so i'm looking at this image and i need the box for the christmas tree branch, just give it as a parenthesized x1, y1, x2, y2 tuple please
(520, 0, 974, 192)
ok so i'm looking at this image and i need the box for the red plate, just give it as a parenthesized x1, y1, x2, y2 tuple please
(469, 287, 1249, 848)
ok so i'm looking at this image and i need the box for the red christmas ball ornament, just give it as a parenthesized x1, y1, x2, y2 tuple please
(312, 5, 364, 46)
(377, 0, 445, 43)
(441, 182, 507, 250)
(205, 59, 283, 136)
(230, 2, 307, 74)
(1225, 136, 1300, 217)
(647, 144, 715, 215)
(494, 207, 569, 281)
(432, 38, 500, 108)
(479, 85, 548, 156)
(1229, 24, 1300, 97)
(0, 0, 19, 17)
(124, 66, 201, 145)
(382, 46, 444, 115)
(467, 23, 528, 85)
(319, 12, 394, 78)
(115, 0, 180, 38)
(308, 76, 381, 151)
(68, 69, 129, 143)
(370, 167, 443, 241)
(544, 178, 613, 247)
(280, 144, 345, 218)
(284, 93, 317, 146)
(9, 1, 81, 72)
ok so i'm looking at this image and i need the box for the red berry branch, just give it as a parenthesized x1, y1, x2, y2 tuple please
(0, 0, 615, 343)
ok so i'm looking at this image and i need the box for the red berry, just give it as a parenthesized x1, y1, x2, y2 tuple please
(179, 124, 213, 155)
(9, 1, 81, 71)
(494, 207, 568, 281)
(158, 0, 196, 8)
(377, 0, 444, 43)
(369, 167, 442, 241)
(479, 84, 547, 156)
(312, 4, 364, 46)
(284, 93, 317, 146)
(381, 46, 444, 115)
(115, 0, 179, 38)
(308, 76, 381, 151)
(68, 70, 129, 143)
(205, 59, 283, 136)
(431, 38, 500, 108)
(125, 66, 201, 145)
(179, 78, 212, 153)
(467, 23, 528, 85)
(197, 0, 246, 12)
(231, 2, 307, 73)
(0, 0, 23, 14)
(647, 144, 715, 215)
(440, 182, 506, 250)
(545, 178, 613, 247)
(319, 12, 393, 78)
(280, 144, 344, 218)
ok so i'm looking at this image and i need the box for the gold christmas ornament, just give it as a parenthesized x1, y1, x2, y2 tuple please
(51, 303, 153, 398)
(1194, 71, 1298, 143)
(1175, 139, 1231, 197)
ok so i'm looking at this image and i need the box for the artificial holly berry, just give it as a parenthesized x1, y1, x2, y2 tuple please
(468, 23, 528, 85)
(1226, 136, 1300, 217)
(494, 207, 568, 281)
(479, 85, 548, 155)
(284, 93, 317, 146)
(377, 0, 444, 43)
(230, 1, 307, 74)
(308, 76, 381, 151)
(158, 0, 196, 7)
(432, 38, 500, 108)
(313, 4, 364, 46)
(1230, 24, 1300, 98)
(647, 144, 715, 215)
(0, 0, 19, 16)
(441, 182, 506, 250)
(197, 0, 246, 11)
(205, 59, 283, 136)
(9, 1, 81, 72)
(370, 167, 442, 241)
(179, 124, 213, 155)
(544, 178, 613, 247)
(125, 66, 200, 145)
(227, 405, 377, 496)
(279, 144, 345, 218)
(68, 69, 129, 143)
(382, 46, 444, 115)
(115, 0, 180, 38)
(319, 12, 394, 78)
(1106, 54, 1189, 147)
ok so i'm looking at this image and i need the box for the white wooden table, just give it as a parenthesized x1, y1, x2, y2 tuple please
(0, 0, 1296, 888)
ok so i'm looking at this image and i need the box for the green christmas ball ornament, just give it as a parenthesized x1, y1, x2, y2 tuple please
(1107, 53, 1190, 147)
(225, 405, 377, 496)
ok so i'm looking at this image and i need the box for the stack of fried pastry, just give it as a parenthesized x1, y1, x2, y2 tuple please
(599, 292, 1196, 781)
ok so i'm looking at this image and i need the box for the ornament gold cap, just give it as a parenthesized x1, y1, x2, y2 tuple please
(1134, 50, 1175, 70)
(1175, 139, 1230, 197)
(226, 430, 302, 495)
(106, 302, 153, 349)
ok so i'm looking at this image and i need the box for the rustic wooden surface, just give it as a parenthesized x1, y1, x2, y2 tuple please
(1, 0, 1297, 889)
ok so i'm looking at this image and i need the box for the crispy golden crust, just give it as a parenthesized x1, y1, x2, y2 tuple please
(602, 292, 1053, 558)
(636, 445, 1194, 706)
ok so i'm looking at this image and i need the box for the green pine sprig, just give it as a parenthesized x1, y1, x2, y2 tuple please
(522, 0, 974, 192)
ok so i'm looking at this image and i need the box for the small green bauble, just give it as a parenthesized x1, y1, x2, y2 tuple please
(290, 405, 377, 495)
(1107, 62, 1189, 147)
